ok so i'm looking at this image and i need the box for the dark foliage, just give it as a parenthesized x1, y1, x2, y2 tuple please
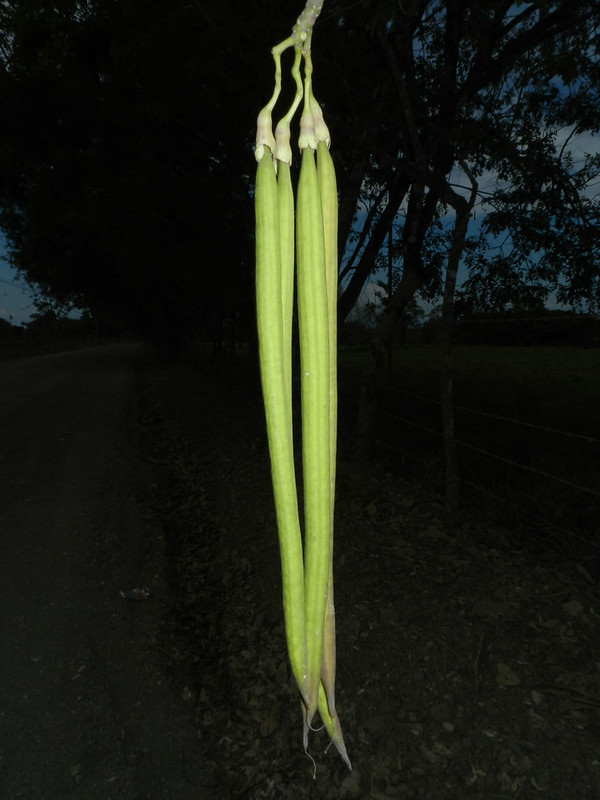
(0, 1, 599, 348)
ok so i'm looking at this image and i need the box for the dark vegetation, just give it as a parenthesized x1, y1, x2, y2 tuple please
(0, 1, 599, 351)
(0, 309, 117, 358)
(434, 310, 600, 347)
(342, 309, 600, 348)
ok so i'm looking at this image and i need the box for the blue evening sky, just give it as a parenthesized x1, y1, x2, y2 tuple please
(0, 236, 36, 325)
(1, 128, 597, 326)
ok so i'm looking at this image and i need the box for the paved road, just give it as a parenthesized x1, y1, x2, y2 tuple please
(0, 344, 217, 799)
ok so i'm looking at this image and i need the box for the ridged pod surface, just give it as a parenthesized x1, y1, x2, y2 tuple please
(317, 138, 338, 714)
(315, 139, 351, 770)
(277, 160, 295, 418)
(255, 153, 308, 707)
(296, 145, 330, 728)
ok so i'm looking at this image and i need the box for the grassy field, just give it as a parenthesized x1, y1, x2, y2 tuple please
(339, 344, 600, 562)
(340, 344, 600, 433)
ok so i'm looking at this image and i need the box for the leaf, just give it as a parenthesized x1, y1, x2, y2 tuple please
(496, 662, 520, 686)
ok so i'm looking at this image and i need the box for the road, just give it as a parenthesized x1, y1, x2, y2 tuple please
(0, 344, 218, 799)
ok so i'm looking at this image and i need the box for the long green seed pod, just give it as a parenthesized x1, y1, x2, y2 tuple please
(256, 5, 350, 770)
(255, 151, 308, 707)
(296, 142, 330, 731)
(314, 114, 351, 771)
(277, 159, 295, 419)
(316, 135, 339, 714)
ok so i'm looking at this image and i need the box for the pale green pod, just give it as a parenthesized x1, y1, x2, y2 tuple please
(296, 145, 330, 728)
(317, 683, 352, 771)
(255, 152, 308, 707)
(277, 159, 295, 421)
(316, 138, 339, 718)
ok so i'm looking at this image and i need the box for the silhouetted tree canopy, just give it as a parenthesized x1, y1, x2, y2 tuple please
(0, 1, 598, 346)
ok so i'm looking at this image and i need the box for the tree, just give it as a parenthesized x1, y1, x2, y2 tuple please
(0, 0, 262, 348)
(0, 0, 598, 370)
(326, 0, 600, 312)
(315, 0, 600, 453)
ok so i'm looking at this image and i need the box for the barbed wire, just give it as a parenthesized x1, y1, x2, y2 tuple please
(378, 408, 443, 440)
(458, 477, 598, 551)
(381, 385, 600, 446)
(454, 437, 600, 499)
(377, 407, 600, 499)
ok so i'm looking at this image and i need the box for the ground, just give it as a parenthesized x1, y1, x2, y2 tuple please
(140, 352, 600, 799)
(1, 344, 599, 799)
(0, 345, 219, 799)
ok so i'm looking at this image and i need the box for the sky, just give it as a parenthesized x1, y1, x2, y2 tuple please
(346, 125, 600, 319)
(1, 127, 597, 328)
(0, 235, 37, 325)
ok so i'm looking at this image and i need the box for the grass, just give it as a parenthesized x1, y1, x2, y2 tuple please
(340, 344, 600, 434)
(0, 338, 110, 361)
(338, 344, 600, 562)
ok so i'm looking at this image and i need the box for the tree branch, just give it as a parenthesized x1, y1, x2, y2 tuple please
(338, 170, 410, 321)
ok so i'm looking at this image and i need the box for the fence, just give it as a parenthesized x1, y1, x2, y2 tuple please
(376, 383, 600, 563)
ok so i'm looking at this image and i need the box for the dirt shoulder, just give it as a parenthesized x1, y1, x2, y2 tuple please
(139, 352, 600, 800)
(0, 344, 219, 800)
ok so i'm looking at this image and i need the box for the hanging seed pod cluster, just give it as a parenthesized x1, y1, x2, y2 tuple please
(254, 0, 350, 773)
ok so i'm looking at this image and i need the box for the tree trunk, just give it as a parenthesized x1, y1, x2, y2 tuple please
(337, 172, 410, 323)
(337, 151, 369, 269)
(386, 213, 394, 383)
(354, 263, 423, 458)
(439, 167, 478, 517)
(439, 271, 459, 517)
